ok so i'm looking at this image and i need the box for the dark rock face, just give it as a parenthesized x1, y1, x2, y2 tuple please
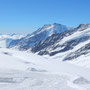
(31, 24, 90, 51)
(49, 36, 90, 56)
(31, 28, 77, 53)
(32, 35, 90, 56)
(31, 24, 90, 60)
(64, 42, 90, 60)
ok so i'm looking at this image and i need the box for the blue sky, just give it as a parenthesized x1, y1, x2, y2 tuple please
(0, 0, 90, 34)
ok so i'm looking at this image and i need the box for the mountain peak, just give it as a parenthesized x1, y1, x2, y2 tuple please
(41, 23, 71, 32)
(43, 23, 65, 27)
(77, 24, 90, 30)
(53, 23, 62, 25)
(8, 23, 72, 49)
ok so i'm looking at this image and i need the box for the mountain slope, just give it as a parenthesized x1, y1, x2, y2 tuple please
(8, 23, 71, 50)
(31, 24, 90, 60)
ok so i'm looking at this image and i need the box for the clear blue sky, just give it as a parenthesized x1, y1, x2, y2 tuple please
(0, 0, 90, 34)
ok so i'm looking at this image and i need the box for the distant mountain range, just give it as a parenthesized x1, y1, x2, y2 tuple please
(0, 34, 24, 48)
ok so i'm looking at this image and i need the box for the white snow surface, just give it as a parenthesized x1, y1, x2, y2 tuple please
(0, 48, 90, 90)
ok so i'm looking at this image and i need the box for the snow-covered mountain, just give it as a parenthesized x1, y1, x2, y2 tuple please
(31, 24, 90, 61)
(8, 23, 72, 49)
(0, 24, 90, 90)
(7, 23, 90, 63)
(31, 23, 72, 37)
(0, 34, 24, 48)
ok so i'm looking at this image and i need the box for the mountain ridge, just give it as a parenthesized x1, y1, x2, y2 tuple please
(8, 23, 71, 49)
(6, 23, 90, 62)
(31, 24, 90, 60)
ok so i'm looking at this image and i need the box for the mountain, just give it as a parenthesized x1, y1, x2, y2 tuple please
(7, 24, 90, 62)
(31, 24, 90, 61)
(1, 24, 90, 90)
(0, 34, 24, 48)
(8, 23, 71, 49)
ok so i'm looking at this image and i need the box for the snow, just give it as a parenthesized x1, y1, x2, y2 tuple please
(0, 40, 6, 48)
(1, 24, 90, 90)
(0, 48, 90, 90)
(44, 26, 90, 64)
(57, 27, 90, 46)
(0, 34, 24, 48)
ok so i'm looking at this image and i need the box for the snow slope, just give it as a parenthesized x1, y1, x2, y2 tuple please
(0, 24, 90, 90)
(0, 48, 90, 90)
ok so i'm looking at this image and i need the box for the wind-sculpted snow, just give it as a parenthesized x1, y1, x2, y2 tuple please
(0, 48, 90, 90)
(73, 77, 90, 85)
(1, 48, 90, 90)
(0, 71, 78, 90)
